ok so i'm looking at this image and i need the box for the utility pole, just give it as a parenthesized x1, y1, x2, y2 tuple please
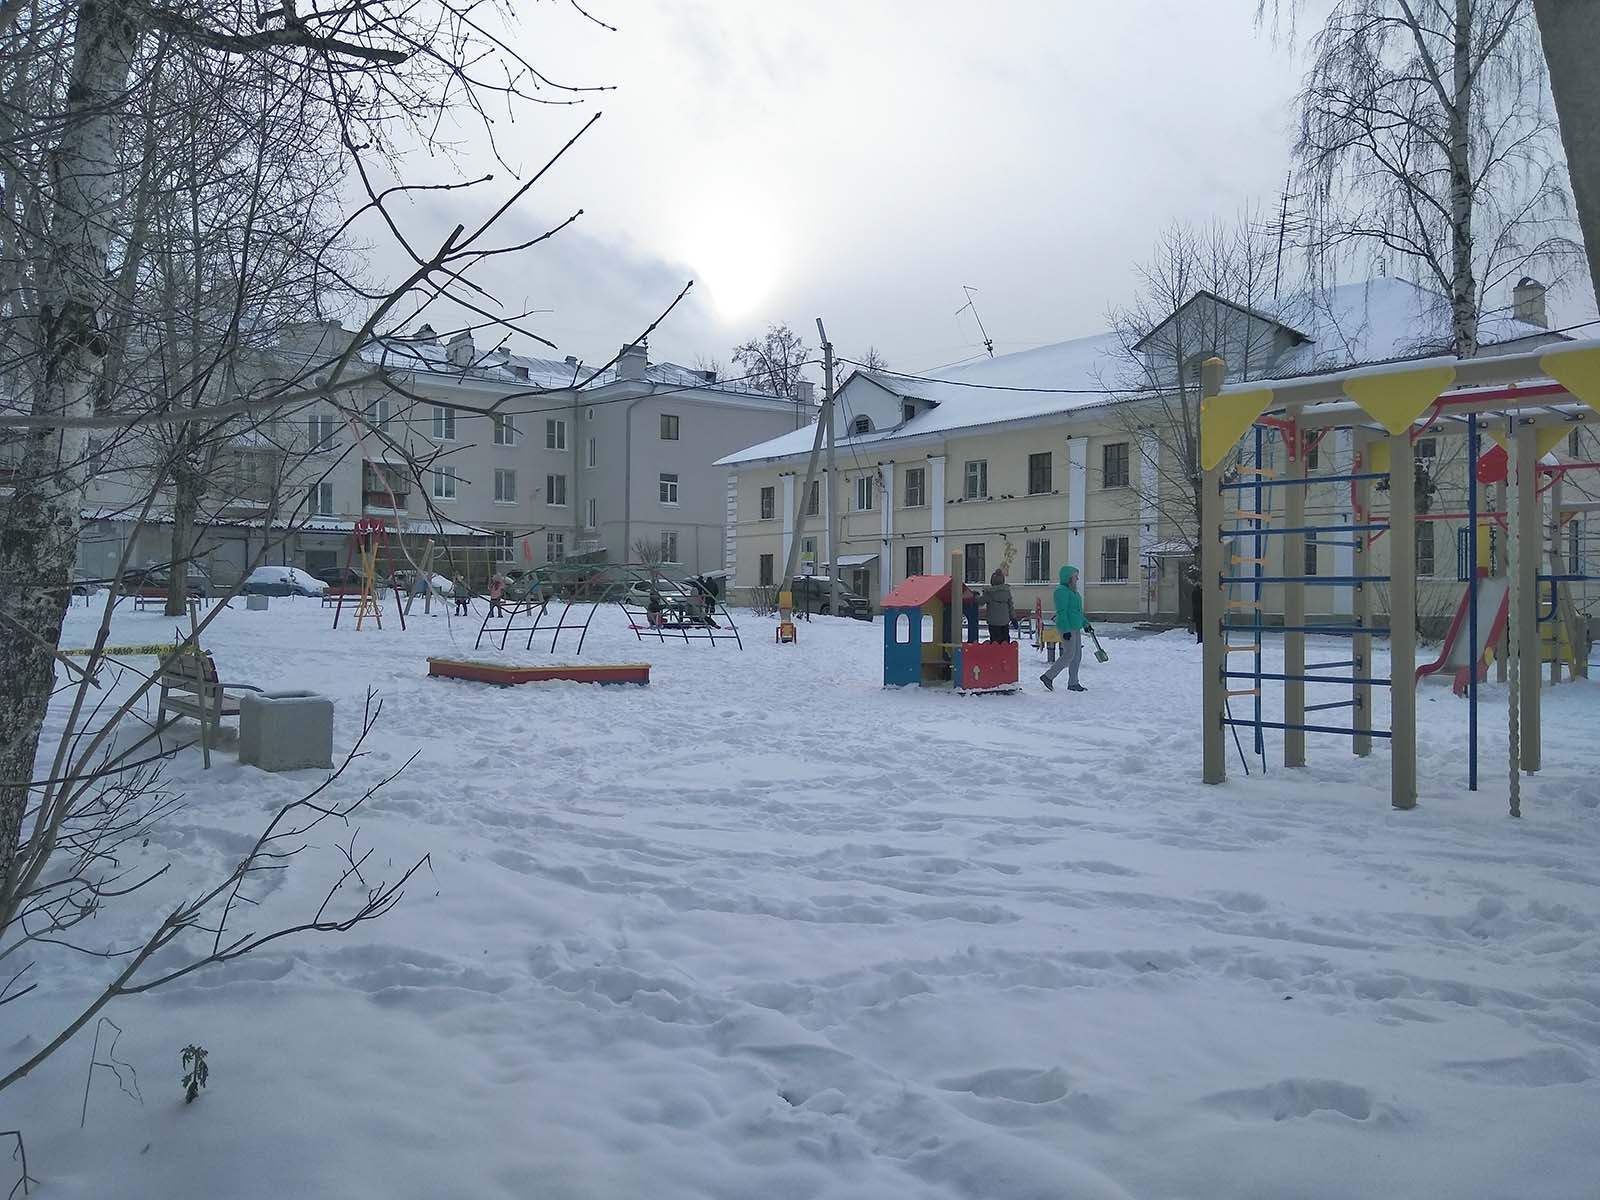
(817, 319, 839, 618)
(777, 335, 833, 597)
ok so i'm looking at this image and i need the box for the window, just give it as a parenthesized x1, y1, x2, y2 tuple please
(854, 475, 874, 512)
(902, 402, 916, 424)
(1570, 519, 1585, 575)
(661, 530, 679, 563)
(803, 479, 819, 517)
(585, 497, 597, 529)
(962, 542, 986, 584)
(660, 413, 680, 440)
(1102, 442, 1130, 488)
(963, 459, 988, 500)
(431, 466, 457, 500)
(659, 473, 679, 505)
(759, 553, 775, 587)
(492, 531, 514, 563)
(1025, 538, 1051, 583)
(546, 532, 565, 562)
(1305, 439, 1319, 471)
(1028, 452, 1052, 495)
(586, 436, 597, 468)
(365, 397, 390, 432)
(1570, 429, 1583, 458)
(546, 473, 567, 506)
(759, 486, 775, 520)
(546, 418, 567, 450)
(904, 467, 926, 508)
(493, 414, 517, 445)
(1100, 535, 1130, 582)
(1416, 521, 1435, 577)
(494, 468, 516, 504)
(307, 412, 337, 451)
(906, 545, 925, 577)
(309, 481, 335, 516)
(1304, 529, 1319, 577)
(850, 415, 871, 436)
(432, 405, 456, 441)
(1415, 436, 1437, 460)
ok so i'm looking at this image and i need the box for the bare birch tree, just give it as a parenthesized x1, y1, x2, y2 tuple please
(1262, 0, 1580, 355)
(1532, 0, 1600, 307)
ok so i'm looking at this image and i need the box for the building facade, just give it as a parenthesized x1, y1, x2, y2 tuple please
(720, 279, 1596, 628)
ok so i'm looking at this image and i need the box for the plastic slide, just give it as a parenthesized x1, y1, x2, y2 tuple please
(1415, 577, 1510, 696)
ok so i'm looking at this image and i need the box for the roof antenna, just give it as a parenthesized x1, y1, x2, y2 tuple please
(956, 285, 995, 357)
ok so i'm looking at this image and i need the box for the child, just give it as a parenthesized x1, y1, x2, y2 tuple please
(1188, 565, 1203, 644)
(1040, 564, 1091, 692)
(982, 569, 1013, 644)
(453, 574, 469, 616)
(487, 571, 507, 617)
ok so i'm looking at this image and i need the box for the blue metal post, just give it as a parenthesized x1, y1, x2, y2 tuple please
(1467, 413, 1479, 791)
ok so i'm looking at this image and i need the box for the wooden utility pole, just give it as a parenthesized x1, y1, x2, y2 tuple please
(817, 319, 839, 617)
(778, 342, 832, 593)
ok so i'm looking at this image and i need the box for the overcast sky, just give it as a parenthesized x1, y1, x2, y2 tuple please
(383, 1, 1338, 376)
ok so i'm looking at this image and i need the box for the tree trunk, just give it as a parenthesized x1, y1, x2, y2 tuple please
(1449, 0, 1479, 357)
(166, 435, 197, 618)
(0, 3, 139, 903)
(1534, 0, 1600, 311)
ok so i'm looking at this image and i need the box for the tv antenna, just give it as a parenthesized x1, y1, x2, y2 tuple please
(956, 285, 995, 358)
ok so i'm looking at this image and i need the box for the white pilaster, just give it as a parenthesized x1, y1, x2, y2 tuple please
(1332, 429, 1354, 615)
(724, 473, 737, 576)
(928, 454, 947, 568)
(781, 473, 795, 576)
(1067, 437, 1088, 572)
(879, 461, 895, 598)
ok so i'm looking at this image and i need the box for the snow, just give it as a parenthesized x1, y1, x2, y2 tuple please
(7, 600, 1600, 1199)
(719, 279, 1556, 467)
(242, 565, 327, 593)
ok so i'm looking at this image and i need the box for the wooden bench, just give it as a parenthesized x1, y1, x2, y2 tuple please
(157, 651, 262, 746)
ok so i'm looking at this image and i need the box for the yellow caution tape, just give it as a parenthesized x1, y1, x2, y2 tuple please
(61, 643, 179, 657)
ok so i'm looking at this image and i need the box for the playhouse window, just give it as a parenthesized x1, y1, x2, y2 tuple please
(895, 611, 913, 644)
(963, 543, 986, 583)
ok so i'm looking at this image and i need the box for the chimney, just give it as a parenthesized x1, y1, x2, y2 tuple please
(414, 323, 439, 345)
(698, 368, 718, 383)
(617, 340, 648, 381)
(792, 379, 815, 405)
(446, 330, 475, 368)
(1513, 277, 1548, 328)
(564, 355, 579, 367)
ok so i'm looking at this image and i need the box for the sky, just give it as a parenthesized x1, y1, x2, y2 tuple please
(363, 0, 1581, 380)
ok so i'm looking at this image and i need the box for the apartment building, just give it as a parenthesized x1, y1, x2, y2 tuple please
(65, 323, 802, 584)
(720, 278, 1591, 627)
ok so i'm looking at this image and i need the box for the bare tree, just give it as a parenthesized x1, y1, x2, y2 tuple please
(1262, 0, 1580, 355)
(732, 321, 812, 405)
(855, 346, 890, 372)
(1532, 0, 1600, 307)
(1103, 216, 1298, 550)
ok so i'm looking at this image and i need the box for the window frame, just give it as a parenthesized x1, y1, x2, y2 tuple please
(660, 530, 679, 563)
(1027, 451, 1053, 496)
(491, 531, 514, 563)
(586, 435, 597, 469)
(803, 479, 819, 517)
(545, 417, 567, 451)
(759, 486, 775, 520)
(307, 412, 337, 452)
(759, 553, 775, 588)
(545, 473, 567, 507)
(905, 544, 925, 577)
(904, 466, 926, 508)
(546, 531, 565, 563)
(1099, 534, 1130, 582)
(1416, 520, 1435, 577)
(963, 459, 988, 501)
(492, 414, 517, 446)
(659, 413, 680, 441)
(432, 405, 456, 442)
(493, 468, 517, 505)
(431, 466, 457, 501)
(850, 415, 871, 436)
(854, 474, 874, 512)
(309, 480, 335, 516)
(1304, 529, 1319, 577)
(585, 497, 598, 529)
(962, 542, 986, 584)
(1025, 538, 1050, 584)
(1101, 442, 1130, 489)
(659, 472, 679, 506)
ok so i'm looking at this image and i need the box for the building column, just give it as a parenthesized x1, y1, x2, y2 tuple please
(928, 455, 947, 568)
(724, 474, 737, 576)
(781, 473, 795, 576)
(879, 462, 895, 599)
(1139, 429, 1158, 616)
(1067, 436, 1088, 572)
(1332, 429, 1355, 616)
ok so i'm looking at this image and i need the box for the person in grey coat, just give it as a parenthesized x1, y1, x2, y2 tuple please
(982, 569, 1014, 644)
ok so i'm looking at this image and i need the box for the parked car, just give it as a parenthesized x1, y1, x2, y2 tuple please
(789, 575, 871, 619)
(313, 566, 385, 592)
(119, 563, 212, 598)
(242, 565, 328, 597)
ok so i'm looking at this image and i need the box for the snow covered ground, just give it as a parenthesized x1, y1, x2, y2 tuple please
(7, 597, 1600, 1198)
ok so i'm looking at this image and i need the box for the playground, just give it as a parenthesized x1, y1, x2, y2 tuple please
(10, 596, 1600, 1199)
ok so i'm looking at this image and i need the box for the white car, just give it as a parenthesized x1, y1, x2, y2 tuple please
(241, 566, 329, 597)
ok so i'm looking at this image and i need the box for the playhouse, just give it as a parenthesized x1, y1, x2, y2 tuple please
(882, 574, 1019, 693)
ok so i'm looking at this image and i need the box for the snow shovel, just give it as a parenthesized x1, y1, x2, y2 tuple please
(1086, 627, 1109, 664)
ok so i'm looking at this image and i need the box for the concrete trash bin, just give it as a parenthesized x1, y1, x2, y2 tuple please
(246, 594, 269, 611)
(239, 690, 334, 772)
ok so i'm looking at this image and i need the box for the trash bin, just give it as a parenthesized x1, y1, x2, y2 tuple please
(246, 594, 269, 611)
(239, 690, 334, 772)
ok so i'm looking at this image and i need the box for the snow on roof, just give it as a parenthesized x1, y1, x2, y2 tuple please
(718, 278, 1558, 467)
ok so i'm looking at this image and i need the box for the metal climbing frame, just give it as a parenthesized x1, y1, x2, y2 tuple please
(1199, 339, 1600, 811)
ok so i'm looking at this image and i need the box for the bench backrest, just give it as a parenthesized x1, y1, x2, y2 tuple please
(159, 651, 220, 693)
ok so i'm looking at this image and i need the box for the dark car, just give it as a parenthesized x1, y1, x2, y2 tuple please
(120, 564, 211, 598)
(789, 575, 871, 619)
(313, 566, 382, 591)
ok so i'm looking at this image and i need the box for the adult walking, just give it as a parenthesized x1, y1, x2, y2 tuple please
(1040, 564, 1091, 692)
(982, 569, 1014, 643)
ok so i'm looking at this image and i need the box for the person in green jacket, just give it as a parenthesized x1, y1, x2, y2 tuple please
(1040, 564, 1092, 692)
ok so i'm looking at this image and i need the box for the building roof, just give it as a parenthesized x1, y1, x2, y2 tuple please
(882, 574, 955, 609)
(717, 278, 1558, 467)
